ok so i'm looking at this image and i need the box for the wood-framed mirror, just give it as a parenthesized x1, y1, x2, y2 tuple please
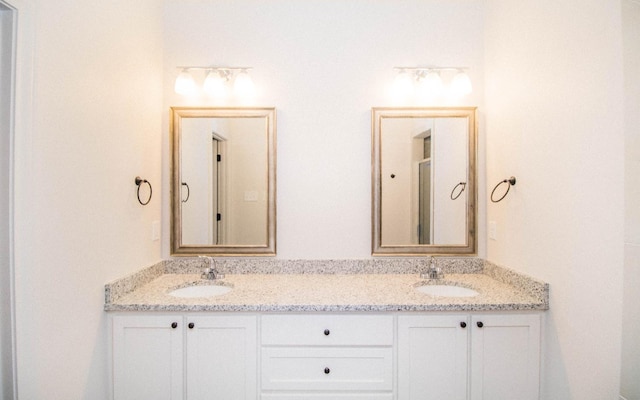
(170, 107, 276, 256)
(372, 107, 477, 255)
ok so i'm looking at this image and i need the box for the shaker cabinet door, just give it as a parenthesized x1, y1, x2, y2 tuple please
(186, 315, 257, 400)
(470, 314, 541, 400)
(112, 315, 184, 400)
(398, 315, 469, 400)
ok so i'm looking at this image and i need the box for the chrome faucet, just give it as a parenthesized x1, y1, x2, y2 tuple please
(421, 258, 444, 280)
(198, 256, 224, 280)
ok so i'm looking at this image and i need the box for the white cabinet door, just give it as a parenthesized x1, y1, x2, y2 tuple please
(398, 315, 469, 400)
(470, 314, 541, 400)
(186, 315, 257, 400)
(112, 315, 184, 400)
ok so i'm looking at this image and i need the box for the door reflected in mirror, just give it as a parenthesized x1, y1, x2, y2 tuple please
(372, 107, 476, 255)
(171, 107, 276, 256)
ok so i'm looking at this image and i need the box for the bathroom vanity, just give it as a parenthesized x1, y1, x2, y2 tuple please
(105, 259, 548, 400)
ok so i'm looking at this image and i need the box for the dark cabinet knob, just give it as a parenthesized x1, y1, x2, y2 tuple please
(324, 329, 330, 336)
(171, 322, 178, 329)
(460, 321, 467, 328)
(188, 322, 195, 329)
(324, 367, 330, 374)
(477, 321, 484, 328)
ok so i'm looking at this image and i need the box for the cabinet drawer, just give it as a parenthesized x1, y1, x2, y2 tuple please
(261, 315, 393, 346)
(262, 394, 394, 399)
(261, 347, 393, 391)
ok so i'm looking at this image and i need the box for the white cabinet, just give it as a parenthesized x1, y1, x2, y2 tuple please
(470, 314, 540, 400)
(112, 315, 184, 400)
(111, 314, 257, 400)
(398, 313, 541, 400)
(112, 312, 541, 400)
(398, 315, 469, 400)
(186, 316, 257, 400)
(261, 314, 394, 399)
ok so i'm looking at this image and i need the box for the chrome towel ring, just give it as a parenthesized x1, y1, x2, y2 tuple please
(135, 176, 152, 206)
(491, 176, 516, 203)
(450, 182, 467, 200)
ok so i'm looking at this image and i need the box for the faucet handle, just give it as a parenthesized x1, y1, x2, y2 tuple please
(420, 258, 444, 280)
(198, 255, 216, 268)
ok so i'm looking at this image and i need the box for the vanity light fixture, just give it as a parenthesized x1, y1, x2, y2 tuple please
(232, 69, 255, 98)
(393, 67, 472, 99)
(393, 69, 415, 98)
(174, 68, 198, 95)
(203, 69, 230, 98)
(174, 66, 255, 98)
(450, 70, 473, 97)
(417, 70, 444, 98)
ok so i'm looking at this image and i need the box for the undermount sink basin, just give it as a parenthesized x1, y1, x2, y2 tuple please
(415, 284, 479, 297)
(168, 284, 232, 298)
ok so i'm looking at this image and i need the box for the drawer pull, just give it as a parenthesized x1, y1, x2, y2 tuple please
(171, 322, 178, 329)
(324, 329, 330, 336)
(188, 322, 195, 329)
(460, 321, 467, 328)
(324, 367, 330, 374)
(477, 321, 484, 328)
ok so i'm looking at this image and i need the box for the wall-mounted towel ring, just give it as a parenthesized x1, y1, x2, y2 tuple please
(181, 182, 190, 203)
(450, 182, 467, 200)
(491, 176, 516, 203)
(135, 176, 152, 205)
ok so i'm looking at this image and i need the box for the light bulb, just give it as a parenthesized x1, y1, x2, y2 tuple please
(416, 71, 443, 99)
(450, 71, 472, 97)
(233, 70, 255, 98)
(203, 70, 228, 98)
(393, 70, 414, 99)
(174, 69, 197, 95)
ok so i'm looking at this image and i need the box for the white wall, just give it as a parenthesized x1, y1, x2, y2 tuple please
(484, 1, 625, 399)
(162, 0, 485, 259)
(181, 118, 216, 244)
(226, 118, 268, 245)
(621, 1, 640, 398)
(432, 118, 468, 244)
(380, 117, 423, 245)
(13, 0, 164, 398)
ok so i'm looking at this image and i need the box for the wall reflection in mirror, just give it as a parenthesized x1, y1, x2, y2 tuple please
(171, 107, 276, 256)
(372, 107, 476, 255)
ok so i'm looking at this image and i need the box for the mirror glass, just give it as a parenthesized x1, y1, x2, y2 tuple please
(171, 107, 276, 256)
(372, 107, 476, 255)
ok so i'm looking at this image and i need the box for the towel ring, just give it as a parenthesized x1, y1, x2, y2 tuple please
(491, 176, 516, 203)
(135, 176, 152, 206)
(181, 182, 190, 203)
(450, 182, 467, 200)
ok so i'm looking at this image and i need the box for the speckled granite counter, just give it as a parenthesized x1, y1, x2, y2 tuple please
(104, 258, 548, 312)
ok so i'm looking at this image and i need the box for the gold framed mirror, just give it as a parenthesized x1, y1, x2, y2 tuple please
(372, 107, 476, 255)
(170, 107, 276, 256)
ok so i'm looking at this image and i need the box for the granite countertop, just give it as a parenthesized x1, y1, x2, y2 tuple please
(104, 258, 549, 312)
